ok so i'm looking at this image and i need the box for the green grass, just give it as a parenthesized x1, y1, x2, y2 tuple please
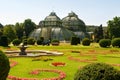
(3, 43, 120, 80)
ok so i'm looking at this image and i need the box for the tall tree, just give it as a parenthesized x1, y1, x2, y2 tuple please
(107, 16, 120, 38)
(0, 23, 3, 28)
(94, 24, 103, 42)
(23, 19, 36, 37)
(14, 23, 24, 39)
(0, 23, 3, 37)
(3, 25, 17, 42)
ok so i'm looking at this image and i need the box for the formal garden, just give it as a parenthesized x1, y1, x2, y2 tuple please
(0, 38, 119, 80)
(0, 16, 120, 80)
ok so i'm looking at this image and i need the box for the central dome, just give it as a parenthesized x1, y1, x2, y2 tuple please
(45, 12, 61, 21)
(62, 12, 86, 32)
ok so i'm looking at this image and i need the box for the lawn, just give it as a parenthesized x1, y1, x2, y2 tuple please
(3, 43, 120, 80)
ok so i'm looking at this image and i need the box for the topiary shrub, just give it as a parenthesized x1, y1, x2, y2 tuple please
(74, 63, 120, 80)
(82, 38, 90, 46)
(111, 38, 120, 48)
(0, 35, 9, 47)
(37, 39, 43, 45)
(12, 39, 21, 46)
(27, 38, 36, 45)
(71, 37, 80, 45)
(99, 39, 111, 47)
(0, 50, 10, 79)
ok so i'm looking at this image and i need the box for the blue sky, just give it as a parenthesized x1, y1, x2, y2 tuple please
(0, 0, 120, 26)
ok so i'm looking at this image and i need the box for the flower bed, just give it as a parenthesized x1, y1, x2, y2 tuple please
(30, 69, 66, 80)
(8, 60, 66, 80)
(51, 62, 66, 66)
(10, 60, 18, 68)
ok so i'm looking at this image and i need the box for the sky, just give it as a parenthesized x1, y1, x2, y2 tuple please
(0, 0, 120, 26)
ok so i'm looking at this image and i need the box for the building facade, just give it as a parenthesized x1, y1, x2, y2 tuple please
(30, 12, 87, 41)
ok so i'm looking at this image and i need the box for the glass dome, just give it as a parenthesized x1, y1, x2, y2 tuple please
(62, 12, 86, 32)
(29, 27, 75, 41)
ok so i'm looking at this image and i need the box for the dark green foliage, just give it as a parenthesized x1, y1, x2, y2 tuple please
(94, 24, 104, 42)
(0, 35, 8, 47)
(37, 39, 43, 45)
(0, 23, 3, 28)
(36, 37, 44, 45)
(99, 39, 111, 47)
(23, 39, 27, 45)
(23, 19, 36, 37)
(14, 23, 24, 39)
(107, 17, 120, 38)
(3, 25, 17, 42)
(71, 37, 80, 45)
(74, 63, 120, 80)
(51, 39, 59, 43)
(51, 39, 60, 46)
(82, 38, 90, 46)
(12, 39, 21, 46)
(27, 38, 36, 45)
(111, 38, 120, 47)
(0, 50, 10, 79)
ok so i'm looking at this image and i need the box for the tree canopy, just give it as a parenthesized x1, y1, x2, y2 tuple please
(14, 23, 24, 39)
(107, 16, 120, 38)
(3, 25, 17, 42)
(23, 19, 36, 37)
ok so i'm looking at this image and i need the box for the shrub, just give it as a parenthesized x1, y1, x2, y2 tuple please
(51, 39, 59, 43)
(12, 39, 21, 46)
(82, 38, 90, 46)
(99, 39, 111, 47)
(0, 50, 10, 79)
(37, 37, 44, 45)
(112, 38, 120, 47)
(74, 63, 120, 80)
(71, 37, 80, 45)
(37, 39, 43, 45)
(27, 38, 36, 45)
(51, 39, 60, 46)
(0, 35, 9, 47)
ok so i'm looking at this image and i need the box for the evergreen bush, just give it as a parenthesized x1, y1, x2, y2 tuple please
(0, 50, 10, 79)
(37, 39, 43, 45)
(82, 38, 90, 46)
(71, 37, 80, 45)
(99, 39, 111, 47)
(12, 39, 21, 46)
(27, 38, 36, 45)
(74, 63, 120, 80)
(0, 35, 9, 47)
(111, 38, 120, 47)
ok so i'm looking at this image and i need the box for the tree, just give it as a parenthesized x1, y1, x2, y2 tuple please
(23, 19, 36, 37)
(0, 35, 9, 47)
(107, 16, 120, 38)
(3, 25, 17, 42)
(14, 23, 24, 39)
(0, 23, 3, 37)
(94, 24, 103, 42)
(0, 23, 3, 28)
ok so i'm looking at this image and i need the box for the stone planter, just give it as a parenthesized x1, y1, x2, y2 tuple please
(51, 42, 59, 46)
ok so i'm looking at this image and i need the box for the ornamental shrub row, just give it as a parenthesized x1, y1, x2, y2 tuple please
(99, 38, 120, 48)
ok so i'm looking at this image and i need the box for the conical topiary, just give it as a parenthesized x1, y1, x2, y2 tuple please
(0, 50, 10, 80)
